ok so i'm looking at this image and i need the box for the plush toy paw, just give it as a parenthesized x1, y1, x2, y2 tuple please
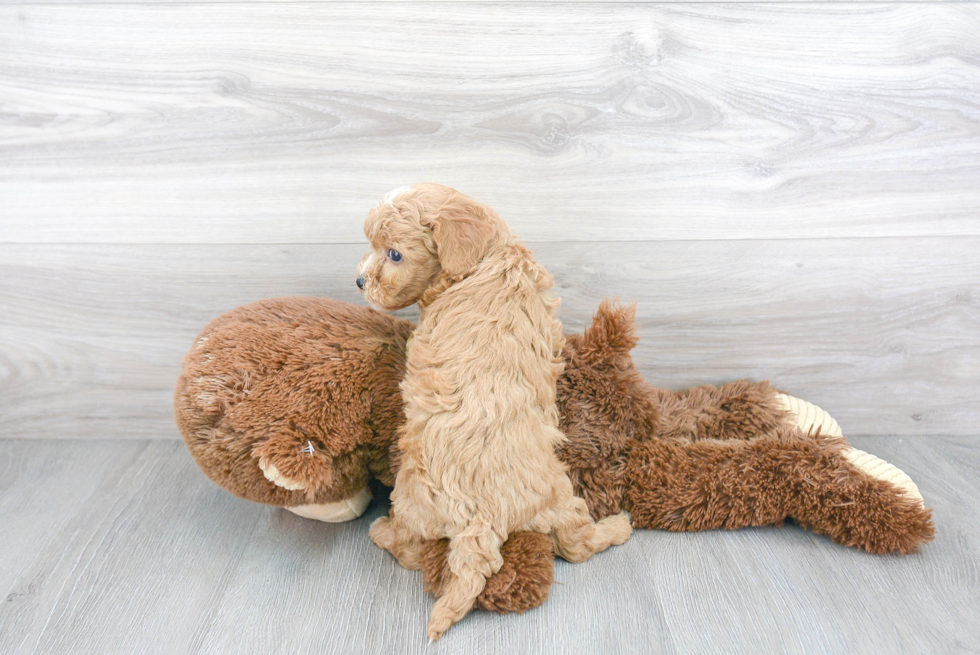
(840, 448, 922, 504)
(776, 393, 924, 506)
(284, 487, 373, 523)
(258, 457, 307, 491)
(775, 393, 843, 438)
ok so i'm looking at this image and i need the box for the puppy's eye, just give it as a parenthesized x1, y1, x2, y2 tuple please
(387, 248, 402, 262)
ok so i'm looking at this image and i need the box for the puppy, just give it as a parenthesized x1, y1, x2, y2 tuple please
(358, 184, 632, 640)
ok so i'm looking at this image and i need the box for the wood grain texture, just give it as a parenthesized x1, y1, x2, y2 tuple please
(2, 0, 973, 4)
(0, 237, 976, 439)
(2, 4, 979, 243)
(0, 437, 977, 654)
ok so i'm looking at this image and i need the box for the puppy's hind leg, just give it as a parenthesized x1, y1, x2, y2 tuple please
(548, 496, 633, 563)
(427, 530, 504, 641)
(370, 514, 426, 571)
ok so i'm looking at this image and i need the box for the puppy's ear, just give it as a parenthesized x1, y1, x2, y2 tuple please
(424, 198, 500, 279)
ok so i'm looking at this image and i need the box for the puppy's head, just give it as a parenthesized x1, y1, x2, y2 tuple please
(356, 183, 505, 310)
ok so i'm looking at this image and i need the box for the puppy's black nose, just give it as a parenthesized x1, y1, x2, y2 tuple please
(356, 276, 365, 290)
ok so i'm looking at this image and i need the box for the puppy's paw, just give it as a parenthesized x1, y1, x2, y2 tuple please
(369, 516, 395, 551)
(258, 457, 307, 491)
(598, 512, 633, 547)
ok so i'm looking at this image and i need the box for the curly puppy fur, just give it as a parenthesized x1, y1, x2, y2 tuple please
(358, 184, 632, 639)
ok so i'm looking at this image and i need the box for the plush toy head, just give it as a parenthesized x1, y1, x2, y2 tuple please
(175, 297, 413, 520)
(357, 184, 508, 310)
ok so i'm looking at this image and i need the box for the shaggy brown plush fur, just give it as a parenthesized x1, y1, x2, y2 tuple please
(175, 297, 411, 507)
(625, 432, 935, 555)
(419, 531, 555, 614)
(176, 297, 935, 615)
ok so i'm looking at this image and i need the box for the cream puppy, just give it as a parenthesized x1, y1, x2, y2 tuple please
(358, 184, 632, 640)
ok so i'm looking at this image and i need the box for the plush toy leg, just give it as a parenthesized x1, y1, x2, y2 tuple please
(420, 532, 555, 614)
(780, 430, 935, 554)
(625, 429, 935, 554)
(775, 394, 923, 505)
(655, 380, 791, 442)
(284, 487, 373, 523)
(426, 532, 504, 641)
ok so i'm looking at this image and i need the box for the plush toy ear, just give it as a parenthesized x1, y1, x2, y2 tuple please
(424, 197, 500, 279)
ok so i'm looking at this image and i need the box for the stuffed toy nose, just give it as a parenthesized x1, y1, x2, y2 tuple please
(356, 276, 365, 290)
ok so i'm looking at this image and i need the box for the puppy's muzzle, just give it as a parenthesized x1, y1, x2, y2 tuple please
(356, 275, 365, 290)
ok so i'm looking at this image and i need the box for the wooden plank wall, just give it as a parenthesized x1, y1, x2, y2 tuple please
(1, 4, 978, 438)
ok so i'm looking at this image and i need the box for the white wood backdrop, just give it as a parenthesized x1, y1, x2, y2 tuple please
(1, 3, 978, 438)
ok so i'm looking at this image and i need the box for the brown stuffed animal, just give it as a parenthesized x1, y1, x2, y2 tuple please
(175, 296, 934, 613)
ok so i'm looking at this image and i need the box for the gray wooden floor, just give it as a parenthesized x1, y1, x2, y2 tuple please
(1, 436, 977, 654)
